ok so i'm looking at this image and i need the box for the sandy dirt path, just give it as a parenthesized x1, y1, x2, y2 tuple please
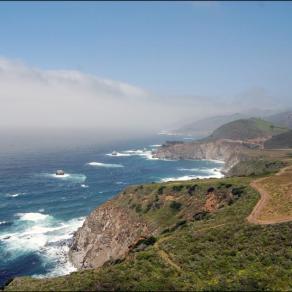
(247, 166, 292, 224)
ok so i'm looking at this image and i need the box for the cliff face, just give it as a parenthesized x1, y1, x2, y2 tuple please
(153, 140, 246, 172)
(69, 199, 151, 269)
(69, 180, 239, 270)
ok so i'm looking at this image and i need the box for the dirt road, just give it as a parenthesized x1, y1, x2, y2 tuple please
(247, 166, 292, 224)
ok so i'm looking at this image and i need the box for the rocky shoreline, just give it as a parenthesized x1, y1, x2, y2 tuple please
(152, 139, 249, 174)
(68, 139, 250, 270)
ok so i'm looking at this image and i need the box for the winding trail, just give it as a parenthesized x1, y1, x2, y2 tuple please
(247, 166, 292, 225)
(154, 237, 182, 272)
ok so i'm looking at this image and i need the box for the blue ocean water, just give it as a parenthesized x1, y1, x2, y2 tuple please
(0, 135, 224, 286)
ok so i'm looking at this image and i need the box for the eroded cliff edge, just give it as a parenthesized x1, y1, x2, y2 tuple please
(153, 139, 249, 173)
(69, 198, 153, 269)
(69, 180, 239, 270)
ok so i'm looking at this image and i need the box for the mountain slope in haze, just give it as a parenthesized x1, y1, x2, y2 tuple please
(206, 118, 288, 141)
(265, 111, 292, 129)
(264, 130, 292, 149)
(170, 109, 279, 137)
(170, 113, 247, 136)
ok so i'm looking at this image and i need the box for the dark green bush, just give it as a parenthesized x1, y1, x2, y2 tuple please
(172, 185, 184, 192)
(157, 186, 165, 195)
(170, 201, 182, 211)
(187, 184, 197, 195)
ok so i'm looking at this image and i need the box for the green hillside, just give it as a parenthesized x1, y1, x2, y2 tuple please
(207, 118, 287, 141)
(264, 130, 292, 149)
(5, 176, 292, 291)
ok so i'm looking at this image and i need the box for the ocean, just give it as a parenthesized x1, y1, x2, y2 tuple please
(0, 135, 224, 286)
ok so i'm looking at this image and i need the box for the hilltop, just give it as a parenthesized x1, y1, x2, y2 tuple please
(168, 109, 283, 137)
(206, 118, 287, 141)
(154, 118, 289, 175)
(169, 113, 247, 137)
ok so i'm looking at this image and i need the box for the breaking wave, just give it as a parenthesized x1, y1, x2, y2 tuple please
(87, 162, 124, 168)
(0, 212, 85, 277)
(161, 168, 224, 182)
(6, 192, 26, 198)
(107, 148, 158, 160)
(40, 173, 87, 183)
(106, 152, 131, 157)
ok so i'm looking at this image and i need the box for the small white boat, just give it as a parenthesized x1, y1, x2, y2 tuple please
(111, 151, 118, 156)
(56, 169, 65, 176)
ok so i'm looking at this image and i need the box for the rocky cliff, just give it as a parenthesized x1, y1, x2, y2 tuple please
(69, 198, 152, 269)
(69, 180, 238, 270)
(153, 139, 247, 173)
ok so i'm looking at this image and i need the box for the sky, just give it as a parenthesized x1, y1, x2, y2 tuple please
(0, 1, 292, 146)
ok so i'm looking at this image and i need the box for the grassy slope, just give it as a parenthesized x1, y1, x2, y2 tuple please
(207, 118, 287, 141)
(228, 159, 285, 177)
(5, 176, 292, 291)
(265, 130, 292, 149)
(257, 166, 292, 221)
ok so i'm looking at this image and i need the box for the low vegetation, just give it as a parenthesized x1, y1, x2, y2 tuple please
(4, 120, 292, 291)
(255, 166, 292, 222)
(265, 129, 292, 149)
(228, 159, 285, 177)
(5, 175, 292, 291)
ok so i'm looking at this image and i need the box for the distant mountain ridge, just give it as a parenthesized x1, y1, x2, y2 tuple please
(206, 118, 288, 141)
(168, 113, 248, 136)
(168, 110, 292, 137)
(265, 111, 292, 129)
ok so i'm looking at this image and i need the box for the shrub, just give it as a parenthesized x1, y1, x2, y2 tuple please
(133, 236, 157, 249)
(193, 211, 209, 221)
(172, 185, 184, 192)
(187, 184, 197, 195)
(218, 182, 233, 189)
(135, 204, 142, 213)
(232, 186, 246, 197)
(157, 186, 165, 195)
(170, 201, 182, 211)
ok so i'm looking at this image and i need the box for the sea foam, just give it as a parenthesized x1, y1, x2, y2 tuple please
(0, 212, 85, 277)
(161, 168, 224, 182)
(40, 173, 86, 183)
(106, 152, 131, 157)
(87, 162, 124, 168)
(108, 149, 158, 160)
(6, 192, 26, 198)
(16, 212, 51, 222)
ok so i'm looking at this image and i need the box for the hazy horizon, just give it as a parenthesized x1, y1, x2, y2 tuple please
(1, 1, 292, 151)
